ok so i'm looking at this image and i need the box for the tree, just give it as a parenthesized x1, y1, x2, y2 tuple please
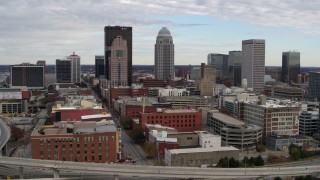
(10, 126, 24, 141)
(256, 144, 266, 152)
(274, 177, 282, 180)
(254, 155, 264, 166)
(120, 116, 132, 130)
(290, 147, 301, 160)
(130, 125, 145, 143)
(229, 157, 237, 168)
(144, 142, 157, 159)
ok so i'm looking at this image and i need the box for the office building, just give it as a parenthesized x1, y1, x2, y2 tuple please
(155, 27, 174, 81)
(56, 59, 72, 83)
(281, 51, 300, 84)
(244, 98, 299, 137)
(31, 120, 121, 163)
(198, 64, 215, 96)
(104, 26, 132, 85)
(299, 103, 319, 136)
(308, 72, 320, 101)
(207, 53, 228, 79)
(10, 63, 44, 87)
(95, 55, 105, 78)
(228, 51, 242, 86)
(241, 39, 265, 91)
(108, 36, 128, 85)
(67, 52, 81, 84)
(190, 67, 201, 80)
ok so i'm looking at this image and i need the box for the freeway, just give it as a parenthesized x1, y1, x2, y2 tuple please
(0, 157, 319, 179)
(0, 117, 10, 150)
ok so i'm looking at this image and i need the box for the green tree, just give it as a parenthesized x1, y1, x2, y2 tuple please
(254, 155, 264, 166)
(273, 177, 282, 180)
(290, 147, 301, 160)
(120, 116, 132, 130)
(229, 157, 237, 168)
(256, 144, 266, 152)
(130, 125, 145, 143)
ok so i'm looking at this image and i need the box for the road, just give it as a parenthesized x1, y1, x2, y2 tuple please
(121, 130, 153, 165)
(0, 117, 10, 150)
(0, 157, 320, 179)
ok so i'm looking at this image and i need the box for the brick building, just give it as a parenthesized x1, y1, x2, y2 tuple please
(31, 120, 121, 163)
(139, 109, 202, 132)
(140, 78, 165, 88)
(51, 108, 104, 122)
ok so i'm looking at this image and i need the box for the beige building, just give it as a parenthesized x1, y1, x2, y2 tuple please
(198, 65, 215, 96)
(108, 36, 128, 85)
(165, 146, 239, 167)
(244, 98, 300, 137)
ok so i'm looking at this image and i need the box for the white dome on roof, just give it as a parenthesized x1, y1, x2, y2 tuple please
(158, 27, 172, 37)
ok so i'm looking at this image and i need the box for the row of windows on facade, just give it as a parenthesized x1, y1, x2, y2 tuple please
(40, 142, 108, 149)
(146, 115, 196, 119)
(147, 121, 196, 128)
(40, 154, 108, 162)
(39, 136, 114, 143)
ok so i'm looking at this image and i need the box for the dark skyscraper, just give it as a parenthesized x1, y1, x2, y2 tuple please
(228, 51, 242, 86)
(281, 51, 300, 84)
(95, 55, 105, 78)
(11, 63, 44, 87)
(56, 59, 72, 83)
(104, 26, 132, 85)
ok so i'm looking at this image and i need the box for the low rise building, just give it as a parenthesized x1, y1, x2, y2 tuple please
(165, 146, 239, 167)
(208, 111, 262, 150)
(265, 135, 312, 151)
(31, 120, 121, 163)
(299, 103, 319, 136)
(244, 97, 300, 137)
(264, 84, 305, 100)
(139, 108, 202, 132)
(159, 96, 209, 108)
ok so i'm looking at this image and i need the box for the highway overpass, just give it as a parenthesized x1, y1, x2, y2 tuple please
(0, 157, 319, 179)
(0, 117, 10, 153)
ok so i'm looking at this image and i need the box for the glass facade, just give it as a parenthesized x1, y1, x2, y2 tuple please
(281, 51, 300, 84)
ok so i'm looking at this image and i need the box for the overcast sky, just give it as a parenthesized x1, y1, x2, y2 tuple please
(1, 0, 320, 66)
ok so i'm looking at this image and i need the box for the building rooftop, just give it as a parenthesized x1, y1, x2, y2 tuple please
(168, 146, 239, 154)
(81, 114, 112, 120)
(162, 109, 199, 113)
(210, 111, 244, 126)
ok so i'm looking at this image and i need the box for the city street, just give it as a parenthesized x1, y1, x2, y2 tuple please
(121, 130, 153, 165)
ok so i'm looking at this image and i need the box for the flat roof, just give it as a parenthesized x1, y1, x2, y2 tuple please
(81, 114, 112, 119)
(210, 112, 244, 126)
(168, 146, 239, 154)
(163, 109, 199, 113)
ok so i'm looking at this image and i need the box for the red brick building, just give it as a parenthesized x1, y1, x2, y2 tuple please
(130, 88, 148, 97)
(31, 121, 120, 163)
(140, 78, 165, 88)
(125, 105, 157, 118)
(139, 109, 202, 132)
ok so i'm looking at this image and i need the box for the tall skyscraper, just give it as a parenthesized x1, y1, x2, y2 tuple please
(308, 72, 320, 101)
(56, 52, 81, 84)
(198, 64, 216, 96)
(281, 51, 300, 84)
(241, 39, 265, 91)
(67, 52, 81, 84)
(154, 27, 174, 81)
(228, 51, 242, 86)
(56, 59, 72, 83)
(104, 26, 132, 85)
(95, 55, 105, 78)
(108, 36, 128, 85)
(10, 63, 44, 87)
(207, 53, 229, 79)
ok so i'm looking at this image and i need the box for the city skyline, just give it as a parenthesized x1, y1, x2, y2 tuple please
(0, 1, 320, 66)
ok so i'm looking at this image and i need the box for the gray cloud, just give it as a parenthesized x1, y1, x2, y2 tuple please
(0, 0, 319, 65)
